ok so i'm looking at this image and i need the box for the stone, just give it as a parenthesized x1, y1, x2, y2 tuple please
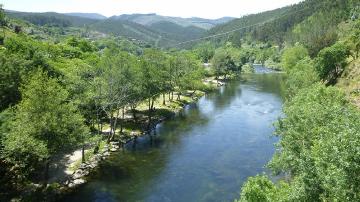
(73, 170, 85, 179)
(79, 163, 88, 170)
(110, 141, 119, 146)
(68, 179, 86, 188)
(88, 161, 98, 169)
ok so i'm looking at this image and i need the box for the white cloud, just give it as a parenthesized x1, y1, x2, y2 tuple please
(2, 0, 303, 19)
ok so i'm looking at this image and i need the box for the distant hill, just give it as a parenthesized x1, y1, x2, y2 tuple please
(208, 0, 355, 46)
(113, 13, 234, 29)
(5, 11, 99, 27)
(149, 21, 205, 42)
(4, 10, 233, 47)
(65, 13, 107, 20)
(90, 18, 171, 46)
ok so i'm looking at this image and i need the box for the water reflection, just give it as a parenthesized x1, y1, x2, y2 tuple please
(62, 73, 284, 202)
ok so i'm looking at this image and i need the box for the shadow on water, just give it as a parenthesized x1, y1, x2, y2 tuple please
(61, 71, 285, 202)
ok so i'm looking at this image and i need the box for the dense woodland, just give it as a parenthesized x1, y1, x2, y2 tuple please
(0, 0, 360, 201)
(235, 0, 360, 201)
(0, 5, 245, 201)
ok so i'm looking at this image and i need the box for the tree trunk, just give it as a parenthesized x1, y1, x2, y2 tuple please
(147, 98, 152, 130)
(81, 145, 85, 163)
(171, 92, 174, 101)
(43, 159, 50, 185)
(111, 110, 120, 141)
(131, 106, 137, 121)
(177, 92, 181, 100)
(107, 114, 114, 143)
(120, 107, 125, 133)
(151, 97, 155, 111)
(168, 92, 171, 101)
(163, 93, 166, 105)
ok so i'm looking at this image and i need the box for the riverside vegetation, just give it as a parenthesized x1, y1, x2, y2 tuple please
(0, 4, 249, 201)
(235, 1, 360, 201)
(0, 0, 360, 201)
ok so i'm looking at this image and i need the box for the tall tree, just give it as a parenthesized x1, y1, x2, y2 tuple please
(0, 4, 5, 44)
(2, 71, 88, 182)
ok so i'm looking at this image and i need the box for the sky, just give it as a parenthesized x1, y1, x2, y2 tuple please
(1, 0, 303, 19)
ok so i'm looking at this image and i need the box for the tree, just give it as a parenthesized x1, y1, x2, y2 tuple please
(2, 71, 88, 182)
(346, 19, 360, 59)
(194, 42, 215, 63)
(140, 49, 168, 130)
(0, 4, 6, 44)
(211, 48, 236, 79)
(238, 175, 277, 202)
(291, 11, 340, 57)
(97, 50, 136, 141)
(269, 84, 360, 201)
(315, 42, 350, 84)
(285, 57, 319, 97)
(281, 44, 309, 71)
(173, 52, 205, 99)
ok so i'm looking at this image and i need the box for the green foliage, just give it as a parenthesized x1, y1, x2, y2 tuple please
(345, 19, 360, 59)
(238, 175, 277, 202)
(150, 21, 205, 42)
(171, 51, 205, 92)
(0, 4, 5, 27)
(194, 42, 215, 63)
(281, 44, 309, 71)
(291, 11, 340, 57)
(239, 84, 360, 202)
(2, 71, 88, 173)
(315, 42, 351, 84)
(211, 47, 239, 79)
(0, 52, 30, 110)
(6, 11, 98, 27)
(67, 37, 95, 52)
(285, 57, 319, 97)
(271, 84, 360, 201)
(140, 49, 169, 98)
(241, 63, 255, 74)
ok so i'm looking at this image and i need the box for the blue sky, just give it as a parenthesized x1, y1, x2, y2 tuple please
(1, 0, 303, 19)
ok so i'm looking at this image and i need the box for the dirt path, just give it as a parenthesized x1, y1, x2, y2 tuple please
(48, 148, 89, 183)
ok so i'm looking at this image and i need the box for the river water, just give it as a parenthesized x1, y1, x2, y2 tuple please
(63, 70, 285, 202)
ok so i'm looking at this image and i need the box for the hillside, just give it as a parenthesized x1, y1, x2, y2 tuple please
(5, 11, 99, 27)
(5, 11, 215, 47)
(113, 13, 234, 29)
(64, 12, 107, 20)
(208, 0, 355, 49)
(90, 18, 168, 46)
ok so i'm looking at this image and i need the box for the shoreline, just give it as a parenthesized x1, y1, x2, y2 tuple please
(36, 79, 226, 201)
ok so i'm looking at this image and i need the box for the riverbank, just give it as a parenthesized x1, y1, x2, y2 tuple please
(60, 72, 285, 202)
(16, 77, 227, 201)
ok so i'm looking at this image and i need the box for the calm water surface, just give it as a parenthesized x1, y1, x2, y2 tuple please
(63, 71, 285, 202)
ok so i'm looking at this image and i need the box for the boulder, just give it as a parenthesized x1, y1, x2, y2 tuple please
(68, 179, 86, 188)
(73, 169, 85, 179)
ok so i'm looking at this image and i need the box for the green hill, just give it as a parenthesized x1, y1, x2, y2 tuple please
(208, 0, 356, 49)
(64, 12, 107, 20)
(5, 11, 99, 27)
(5, 11, 211, 47)
(113, 13, 234, 30)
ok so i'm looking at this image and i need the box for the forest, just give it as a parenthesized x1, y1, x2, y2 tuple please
(1, 0, 360, 201)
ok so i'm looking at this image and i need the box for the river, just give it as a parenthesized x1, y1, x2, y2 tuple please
(63, 69, 285, 202)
